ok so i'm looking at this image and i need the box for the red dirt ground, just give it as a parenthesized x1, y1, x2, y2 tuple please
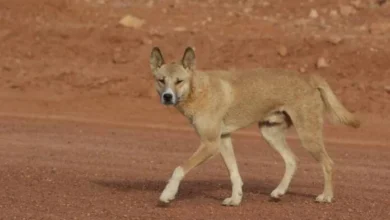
(0, 0, 389, 219)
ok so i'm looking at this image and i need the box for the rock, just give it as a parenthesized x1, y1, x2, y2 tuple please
(146, 0, 154, 8)
(327, 35, 343, 45)
(299, 67, 307, 73)
(329, 9, 339, 18)
(262, 1, 270, 7)
(357, 25, 368, 32)
(173, 26, 187, 32)
(244, 7, 252, 13)
(316, 57, 329, 68)
(148, 28, 164, 38)
(350, 0, 364, 9)
(339, 5, 357, 16)
(119, 15, 145, 28)
(277, 45, 288, 57)
(369, 22, 390, 35)
(309, 9, 319, 19)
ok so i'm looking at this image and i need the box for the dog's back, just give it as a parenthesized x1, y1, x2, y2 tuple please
(199, 68, 316, 131)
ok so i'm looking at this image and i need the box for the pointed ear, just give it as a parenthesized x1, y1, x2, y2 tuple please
(181, 47, 196, 70)
(150, 47, 165, 72)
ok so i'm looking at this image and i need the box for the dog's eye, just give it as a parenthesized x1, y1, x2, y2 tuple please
(158, 79, 165, 84)
(175, 79, 183, 85)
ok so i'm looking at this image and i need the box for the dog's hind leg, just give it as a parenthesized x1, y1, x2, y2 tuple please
(259, 117, 297, 200)
(286, 102, 334, 203)
(220, 135, 243, 206)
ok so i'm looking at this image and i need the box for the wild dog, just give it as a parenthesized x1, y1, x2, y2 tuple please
(149, 46, 360, 206)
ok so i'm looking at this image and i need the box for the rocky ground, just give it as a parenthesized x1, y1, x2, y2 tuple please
(0, 0, 389, 219)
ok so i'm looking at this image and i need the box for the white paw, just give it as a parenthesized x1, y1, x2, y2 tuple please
(159, 187, 177, 204)
(270, 188, 286, 199)
(159, 167, 184, 204)
(315, 193, 333, 203)
(222, 196, 242, 206)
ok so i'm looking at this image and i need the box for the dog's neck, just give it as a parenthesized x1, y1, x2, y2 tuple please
(175, 70, 210, 120)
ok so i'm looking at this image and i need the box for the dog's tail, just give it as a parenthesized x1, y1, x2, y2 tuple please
(309, 74, 360, 128)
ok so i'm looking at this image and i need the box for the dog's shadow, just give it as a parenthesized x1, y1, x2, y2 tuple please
(91, 178, 314, 202)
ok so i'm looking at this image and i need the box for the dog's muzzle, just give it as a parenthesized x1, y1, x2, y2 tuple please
(161, 88, 177, 105)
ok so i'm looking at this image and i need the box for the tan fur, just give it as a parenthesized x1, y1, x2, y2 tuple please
(149, 47, 360, 206)
(309, 74, 360, 128)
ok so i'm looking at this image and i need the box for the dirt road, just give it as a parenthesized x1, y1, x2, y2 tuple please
(1, 0, 390, 219)
(0, 114, 389, 220)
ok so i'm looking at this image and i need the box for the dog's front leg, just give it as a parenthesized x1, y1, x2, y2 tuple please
(159, 140, 220, 204)
(159, 119, 221, 204)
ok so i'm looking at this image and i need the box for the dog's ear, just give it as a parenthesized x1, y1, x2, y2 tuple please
(150, 47, 165, 72)
(181, 47, 196, 71)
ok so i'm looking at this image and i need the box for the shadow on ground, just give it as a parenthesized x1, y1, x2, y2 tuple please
(91, 178, 315, 203)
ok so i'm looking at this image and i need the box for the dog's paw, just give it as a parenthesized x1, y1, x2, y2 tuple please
(315, 193, 333, 203)
(270, 188, 286, 199)
(222, 197, 242, 206)
(159, 188, 177, 204)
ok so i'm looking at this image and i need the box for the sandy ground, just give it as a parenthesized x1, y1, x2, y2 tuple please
(0, 0, 390, 219)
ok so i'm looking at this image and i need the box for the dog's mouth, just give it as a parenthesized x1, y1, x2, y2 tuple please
(161, 99, 176, 105)
(160, 91, 179, 106)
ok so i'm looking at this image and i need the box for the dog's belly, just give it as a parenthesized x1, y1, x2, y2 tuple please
(221, 117, 257, 135)
(221, 124, 242, 135)
(221, 106, 288, 135)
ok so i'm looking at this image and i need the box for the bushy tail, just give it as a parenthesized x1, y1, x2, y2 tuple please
(310, 74, 360, 128)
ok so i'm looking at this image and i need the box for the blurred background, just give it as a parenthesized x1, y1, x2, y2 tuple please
(0, 1, 389, 219)
(0, 0, 389, 122)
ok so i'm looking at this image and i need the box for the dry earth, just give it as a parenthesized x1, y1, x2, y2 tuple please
(0, 0, 389, 219)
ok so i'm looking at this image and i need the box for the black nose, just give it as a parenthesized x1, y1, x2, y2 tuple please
(163, 93, 173, 102)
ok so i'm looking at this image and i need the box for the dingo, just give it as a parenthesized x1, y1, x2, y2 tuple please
(149, 46, 360, 206)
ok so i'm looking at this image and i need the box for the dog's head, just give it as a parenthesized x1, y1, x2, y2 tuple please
(149, 47, 196, 106)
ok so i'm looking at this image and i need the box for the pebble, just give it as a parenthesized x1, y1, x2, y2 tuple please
(119, 15, 145, 28)
(350, 0, 364, 9)
(309, 9, 319, 18)
(339, 5, 357, 16)
(277, 45, 288, 57)
(244, 7, 252, 13)
(146, 0, 154, 8)
(316, 57, 329, 68)
(329, 9, 339, 18)
(173, 26, 187, 32)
